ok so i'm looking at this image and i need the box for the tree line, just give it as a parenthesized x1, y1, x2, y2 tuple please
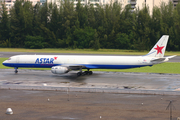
(0, 0, 180, 51)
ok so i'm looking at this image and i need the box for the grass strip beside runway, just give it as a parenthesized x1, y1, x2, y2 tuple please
(0, 48, 179, 56)
(95, 62, 180, 74)
(0, 58, 180, 74)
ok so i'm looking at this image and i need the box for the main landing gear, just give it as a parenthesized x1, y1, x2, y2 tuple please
(14, 67, 18, 73)
(77, 69, 93, 76)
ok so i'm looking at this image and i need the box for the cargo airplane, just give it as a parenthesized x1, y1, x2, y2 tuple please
(2, 35, 176, 76)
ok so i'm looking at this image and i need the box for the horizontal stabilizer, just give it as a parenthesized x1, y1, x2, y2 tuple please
(151, 58, 166, 62)
(166, 55, 177, 59)
(151, 55, 177, 63)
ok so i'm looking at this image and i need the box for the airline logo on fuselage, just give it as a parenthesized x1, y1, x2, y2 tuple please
(35, 58, 54, 64)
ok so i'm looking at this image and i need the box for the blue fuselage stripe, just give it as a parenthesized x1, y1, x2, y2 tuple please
(2, 63, 147, 69)
(2, 63, 58, 68)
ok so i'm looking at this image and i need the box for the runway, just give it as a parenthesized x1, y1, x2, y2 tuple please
(0, 52, 179, 62)
(1, 69, 180, 95)
(0, 69, 180, 120)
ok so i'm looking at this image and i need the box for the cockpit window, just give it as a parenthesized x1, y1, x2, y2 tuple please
(8, 58, 11, 60)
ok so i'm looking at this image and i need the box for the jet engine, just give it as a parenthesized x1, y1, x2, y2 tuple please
(51, 66, 69, 74)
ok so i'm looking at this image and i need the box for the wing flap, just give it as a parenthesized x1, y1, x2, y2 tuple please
(61, 64, 86, 70)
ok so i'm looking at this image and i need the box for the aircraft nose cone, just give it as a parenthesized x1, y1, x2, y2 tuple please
(2, 60, 7, 65)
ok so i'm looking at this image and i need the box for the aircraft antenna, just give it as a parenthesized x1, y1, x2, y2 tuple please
(166, 100, 176, 120)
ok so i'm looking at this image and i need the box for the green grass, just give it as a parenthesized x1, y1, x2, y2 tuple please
(0, 48, 180, 56)
(0, 58, 8, 69)
(94, 62, 180, 74)
(1, 58, 180, 74)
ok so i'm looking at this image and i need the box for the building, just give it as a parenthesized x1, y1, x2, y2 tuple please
(47, 0, 131, 9)
(1, 0, 179, 15)
(48, 0, 112, 8)
(116, 0, 131, 8)
(130, 0, 136, 9)
(0, 0, 40, 14)
(172, 0, 179, 7)
(0, 0, 16, 14)
(40, 0, 46, 5)
(132, 0, 179, 15)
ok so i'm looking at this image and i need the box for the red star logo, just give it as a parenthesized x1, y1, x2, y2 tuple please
(154, 45, 164, 54)
(54, 57, 58, 60)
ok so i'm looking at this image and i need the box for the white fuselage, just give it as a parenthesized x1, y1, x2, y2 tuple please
(2, 55, 155, 69)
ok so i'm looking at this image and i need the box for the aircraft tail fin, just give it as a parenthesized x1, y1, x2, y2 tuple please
(145, 35, 169, 58)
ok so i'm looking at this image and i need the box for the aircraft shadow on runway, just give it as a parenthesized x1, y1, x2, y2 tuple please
(4, 69, 99, 83)
(52, 73, 95, 82)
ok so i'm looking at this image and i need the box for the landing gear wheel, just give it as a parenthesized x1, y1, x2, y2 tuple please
(88, 71, 93, 75)
(77, 72, 82, 76)
(14, 67, 18, 73)
(77, 70, 93, 76)
(83, 71, 93, 75)
(84, 71, 89, 75)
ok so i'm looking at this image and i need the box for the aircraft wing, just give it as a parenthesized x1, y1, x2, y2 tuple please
(61, 64, 99, 70)
(61, 64, 87, 70)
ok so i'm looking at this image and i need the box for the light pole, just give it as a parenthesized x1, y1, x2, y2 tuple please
(166, 100, 176, 120)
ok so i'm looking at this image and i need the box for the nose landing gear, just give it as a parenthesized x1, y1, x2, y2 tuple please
(14, 67, 18, 73)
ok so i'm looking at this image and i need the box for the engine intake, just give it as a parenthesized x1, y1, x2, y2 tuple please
(51, 66, 69, 74)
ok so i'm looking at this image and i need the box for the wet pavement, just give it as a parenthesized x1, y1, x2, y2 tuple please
(1, 69, 180, 120)
(0, 69, 180, 92)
